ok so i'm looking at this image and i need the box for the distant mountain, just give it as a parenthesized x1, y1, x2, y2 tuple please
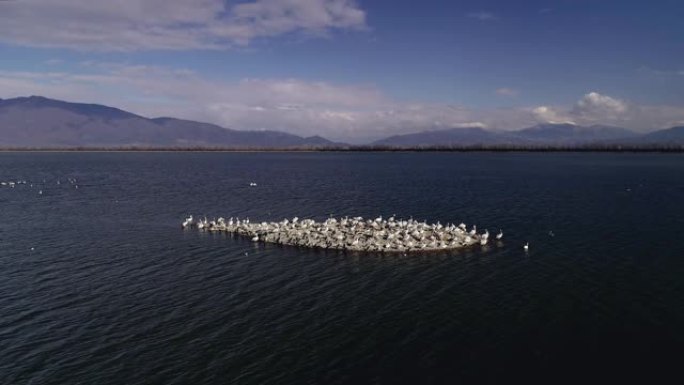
(0, 96, 337, 148)
(372, 127, 515, 147)
(372, 123, 643, 147)
(639, 126, 684, 144)
(514, 124, 638, 144)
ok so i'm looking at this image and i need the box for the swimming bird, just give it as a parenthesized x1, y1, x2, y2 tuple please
(252, 235, 259, 242)
(182, 215, 194, 228)
(523, 242, 529, 251)
(496, 229, 503, 240)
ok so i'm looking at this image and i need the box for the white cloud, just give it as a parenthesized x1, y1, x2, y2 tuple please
(532, 106, 575, 124)
(572, 91, 628, 121)
(0, 0, 366, 50)
(638, 66, 684, 78)
(530, 91, 684, 130)
(467, 11, 498, 21)
(495, 87, 519, 97)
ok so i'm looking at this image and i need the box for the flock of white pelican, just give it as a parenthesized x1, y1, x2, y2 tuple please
(183, 215, 507, 253)
(0, 178, 79, 195)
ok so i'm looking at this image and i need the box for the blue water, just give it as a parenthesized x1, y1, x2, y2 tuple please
(1, 152, 683, 384)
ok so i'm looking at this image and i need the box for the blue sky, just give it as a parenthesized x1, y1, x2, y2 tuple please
(1, 0, 683, 141)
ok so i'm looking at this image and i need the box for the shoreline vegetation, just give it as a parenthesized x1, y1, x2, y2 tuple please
(1, 144, 684, 153)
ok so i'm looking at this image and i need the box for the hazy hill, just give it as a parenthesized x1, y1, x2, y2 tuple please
(638, 126, 684, 144)
(514, 124, 637, 144)
(373, 127, 516, 147)
(373, 123, 643, 147)
(0, 96, 336, 148)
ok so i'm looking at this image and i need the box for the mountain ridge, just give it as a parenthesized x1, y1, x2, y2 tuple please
(1, 96, 683, 148)
(0, 96, 338, 148)
(373, 123, 655, 147)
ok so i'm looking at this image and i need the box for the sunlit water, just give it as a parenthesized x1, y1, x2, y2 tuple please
(1, 152, 683, 384)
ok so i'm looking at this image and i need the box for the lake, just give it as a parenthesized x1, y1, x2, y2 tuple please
(1, 152, 683, 384)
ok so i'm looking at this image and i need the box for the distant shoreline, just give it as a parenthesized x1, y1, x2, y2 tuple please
(1, 145, 683, 153)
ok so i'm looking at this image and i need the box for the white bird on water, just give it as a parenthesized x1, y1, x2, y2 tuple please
(523, 242, 529, 251)
(182, 215, 194, 228)
(186, 214, 504, 253)
(496, 229, 503, 240)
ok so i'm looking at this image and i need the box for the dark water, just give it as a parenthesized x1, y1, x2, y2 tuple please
(1, 152, 683, 384)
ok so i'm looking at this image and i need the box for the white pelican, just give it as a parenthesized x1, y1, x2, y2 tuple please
(251, 235, 259, 242)
(523, 242, 529, 251)
(496, 229, 503, 240)
(182, 215, 194, 228)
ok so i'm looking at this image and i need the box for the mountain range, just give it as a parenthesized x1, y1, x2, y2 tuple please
(1, 96, 683, 148)
(0, 96, 335, 148)
(373, 124, 684, 147)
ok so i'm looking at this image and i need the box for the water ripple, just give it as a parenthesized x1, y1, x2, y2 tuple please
(1, 152, 684, 384)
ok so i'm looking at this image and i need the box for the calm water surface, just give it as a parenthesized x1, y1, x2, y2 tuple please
(1, 152, 683, 384)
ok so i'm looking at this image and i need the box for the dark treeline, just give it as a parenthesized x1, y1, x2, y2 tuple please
(1, 144, 684, 152)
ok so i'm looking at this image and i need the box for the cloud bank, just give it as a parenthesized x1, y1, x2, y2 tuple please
(0, 0, 366, 50)
(1, 65, 683, 142)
